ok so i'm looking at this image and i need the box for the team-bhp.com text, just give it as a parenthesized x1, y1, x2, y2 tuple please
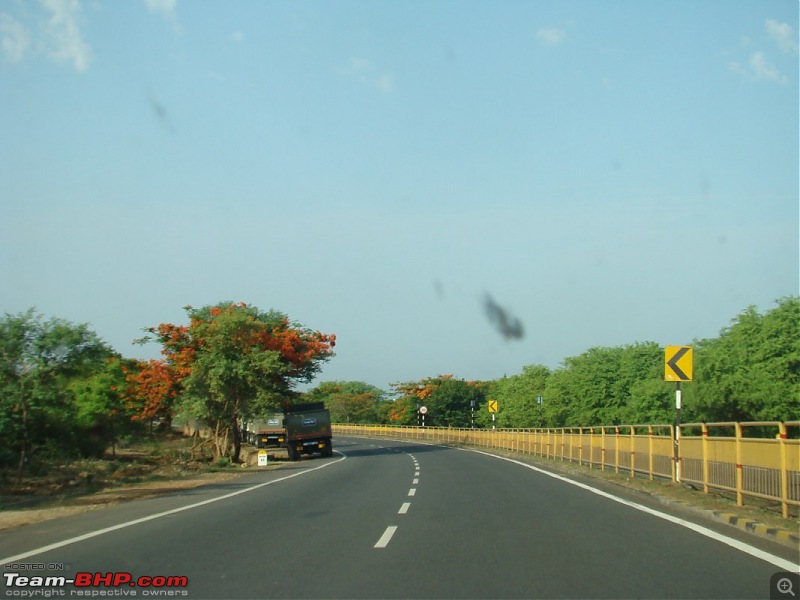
(4, 572, 189, 597)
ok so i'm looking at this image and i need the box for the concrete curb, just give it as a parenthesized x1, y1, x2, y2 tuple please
(711, 510, 800, 547)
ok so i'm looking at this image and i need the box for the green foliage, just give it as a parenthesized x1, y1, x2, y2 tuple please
(489, 365, 550, 427)
(0, 309, 115, 472)
(149, 302, 336, 461)
(426, 378, 486, 427)
(529, 299, 797, 427)
(387, 376, 487, 428)
(684, 297, 800, 423)
(375, 298, 797, 429)
(69, 358, 139, 456)
(375, 395, 419, 425)
(307, 381, 385, 423)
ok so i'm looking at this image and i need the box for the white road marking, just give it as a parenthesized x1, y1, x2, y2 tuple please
(413, 478, 419, 484)
(375, 526, 398, 548)
(408, 488, 416, 497)
(415, 470, 420, 476)
(465, 448, 799, 572)
(399, 502, 411, 515)
(0, 453, 348, 565)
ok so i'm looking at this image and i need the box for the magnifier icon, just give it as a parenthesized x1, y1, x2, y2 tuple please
(777, 578, 796, 597)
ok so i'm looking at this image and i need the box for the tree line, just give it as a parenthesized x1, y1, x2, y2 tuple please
(0, 303, 335, 475)
(1, 297, 796, 476)
(312, 297, 799, 429)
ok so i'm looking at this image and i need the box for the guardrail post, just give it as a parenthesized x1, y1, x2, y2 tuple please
(614, 426, 620, 474)
(630, 426, 635, 479)
(702, 423, 709, 494)
(537, 429, 542, 457)
(570, 428, 575, 462)
(779, 422, 789, 519)
(601, 427, 606, 471)
(735, 423, 743, 506)
(647, 426, 654, 480)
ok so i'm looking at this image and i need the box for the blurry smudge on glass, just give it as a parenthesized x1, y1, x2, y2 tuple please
(483, 293, 524, 341)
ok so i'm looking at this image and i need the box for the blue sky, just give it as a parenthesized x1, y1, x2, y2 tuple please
(1, 0, 797, 391)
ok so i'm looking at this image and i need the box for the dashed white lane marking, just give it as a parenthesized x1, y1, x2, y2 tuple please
(375, 526, 398, 548)
(373, 449, 419, 549)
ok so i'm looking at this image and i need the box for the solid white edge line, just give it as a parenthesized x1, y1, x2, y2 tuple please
(0, 453, 348, 566)
(375, 525, 398, 548)
(463, 447, 799, 572)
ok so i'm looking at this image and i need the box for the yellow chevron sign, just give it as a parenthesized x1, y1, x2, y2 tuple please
(665, 346, 693, 381)
(488, 400, 499, 413)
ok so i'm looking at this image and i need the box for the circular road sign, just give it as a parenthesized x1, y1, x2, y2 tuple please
(419, 406, 428, 415)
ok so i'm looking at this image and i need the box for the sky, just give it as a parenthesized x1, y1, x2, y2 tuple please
(1, 0, 798, 392)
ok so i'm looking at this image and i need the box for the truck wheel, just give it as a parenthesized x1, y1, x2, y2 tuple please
(322, 439, 333, 458)
(287, 445, 298, 461)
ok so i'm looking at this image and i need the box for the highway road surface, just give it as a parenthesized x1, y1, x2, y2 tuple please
(1, 437, 797, 599)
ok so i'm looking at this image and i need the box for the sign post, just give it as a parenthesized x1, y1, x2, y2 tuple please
(419, 405, 428, 428)
(488, 400, 498, 429)
(665, 346, 693, 482)
(537, 395, 543, 428)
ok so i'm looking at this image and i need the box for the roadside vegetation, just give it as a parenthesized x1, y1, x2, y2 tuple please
(317, 297, 798, 430)
(1, 297, 797, 495)
(0, 431, 228, 512)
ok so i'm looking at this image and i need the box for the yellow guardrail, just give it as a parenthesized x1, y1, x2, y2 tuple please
(333, 421, 800, 519)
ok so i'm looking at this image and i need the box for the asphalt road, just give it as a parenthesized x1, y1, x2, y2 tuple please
(1, 437, 797, 599)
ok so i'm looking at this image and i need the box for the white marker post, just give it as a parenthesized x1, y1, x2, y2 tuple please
(675, 382, 681, 482)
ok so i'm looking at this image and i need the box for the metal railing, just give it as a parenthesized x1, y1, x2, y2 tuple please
(333, 421, 800, 519)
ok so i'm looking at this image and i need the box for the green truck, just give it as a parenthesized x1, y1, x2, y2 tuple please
(245, 402, 332, 460)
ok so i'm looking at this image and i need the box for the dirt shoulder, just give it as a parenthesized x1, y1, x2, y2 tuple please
(0, 436, 283, 531)
(0, 472, 242, 530)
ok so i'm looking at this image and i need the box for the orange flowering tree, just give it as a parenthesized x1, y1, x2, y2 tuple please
(124, 359, 182, 427)
(135, 302, 335, 461)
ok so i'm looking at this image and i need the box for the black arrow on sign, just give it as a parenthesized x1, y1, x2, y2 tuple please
(667, 347, 690, 381)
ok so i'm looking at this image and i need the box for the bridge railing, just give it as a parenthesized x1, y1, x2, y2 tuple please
(333, 421, 800, 519)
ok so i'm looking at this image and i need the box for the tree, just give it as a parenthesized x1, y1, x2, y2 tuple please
(139, 303, 335, 461)
(488, 365, 550, 427)
(124, 358, 182, 428)
(685, 297, 800, 423)
(376, 395, 419, 425)
(389, 375, 486, 427)
(539, 343, 671, 427)
(428, 378, 487, 427)
(307, 381, 385, 423)
(0, 309, 114, 475)
(70, 358, 139, 456)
